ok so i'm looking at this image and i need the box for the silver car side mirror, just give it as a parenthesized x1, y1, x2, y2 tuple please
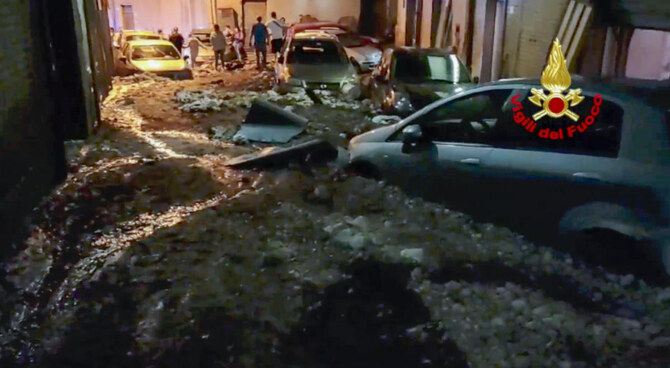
(402, 124, 423, 143)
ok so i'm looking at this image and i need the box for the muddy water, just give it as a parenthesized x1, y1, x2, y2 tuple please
(2, 67, 670, 368)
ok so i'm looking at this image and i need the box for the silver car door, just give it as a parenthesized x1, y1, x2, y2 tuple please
(485, 89, 627, 236)
(416, 89, 515, 211)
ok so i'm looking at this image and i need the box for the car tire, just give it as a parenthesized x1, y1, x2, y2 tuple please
(346, 161, 380, 180)
(561, 228, 670, 285)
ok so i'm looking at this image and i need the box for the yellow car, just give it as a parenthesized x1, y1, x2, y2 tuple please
(116, 39, 193, 79)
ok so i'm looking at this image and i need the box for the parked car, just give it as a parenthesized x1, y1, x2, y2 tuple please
(336, 32, 382, 73)
(366, 47, 475, 116)
(275, 31, 360, 98)
(117, 30, 161, 50)
(348, 78, 670, 276)
(283, 22, 380, 74)
(115, 39, 193, 79)
(283, 22, 353, 50)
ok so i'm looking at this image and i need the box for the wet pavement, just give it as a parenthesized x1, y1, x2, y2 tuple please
(2, 57, 670, 368)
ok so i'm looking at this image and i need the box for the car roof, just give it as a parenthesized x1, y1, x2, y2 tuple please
(192, 29, 212, 33)
(291, 22, 351, 33)
(294, 31, 339, 40)
(126, 39, 176, 47)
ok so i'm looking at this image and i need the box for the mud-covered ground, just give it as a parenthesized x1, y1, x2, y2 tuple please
(2, 58, 670, 368)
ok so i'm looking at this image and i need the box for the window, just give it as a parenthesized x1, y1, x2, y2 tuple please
(491, 90, 624, 157)
(287, 40, 347, 64)
(420, 90, 512, 143)
(131, 45, 180, 60)
(392, 89, 512, 143)
(392, 52, 471, 83)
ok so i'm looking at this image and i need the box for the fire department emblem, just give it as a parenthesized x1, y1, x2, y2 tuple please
(529, 39, 584, 122)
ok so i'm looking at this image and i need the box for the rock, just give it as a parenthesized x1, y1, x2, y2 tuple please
(620, 274, 635, 286)
(400, 248, 424, 264)
(511, 299, 527, 310)
(313, 184, 333, 201)
(371, 115, 402, 125)
(333, 228, 368, 250)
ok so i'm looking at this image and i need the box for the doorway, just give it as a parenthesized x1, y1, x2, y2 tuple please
(120, 4, 134, 30)
(243, 1, 266, 45)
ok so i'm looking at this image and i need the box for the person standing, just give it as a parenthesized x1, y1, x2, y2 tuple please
(233, 27, 245, 62)
(185, 32, 207, 68)
(169, 27, 184, 54)
(210, 24, 227, 71)
(157, 29, 165, 40)
(266, 12, 285, 57)
(250, 17, 269, 70)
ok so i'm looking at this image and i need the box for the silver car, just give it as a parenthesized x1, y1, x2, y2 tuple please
(348, 78, 670, 277)
(275, 31, 360, 98)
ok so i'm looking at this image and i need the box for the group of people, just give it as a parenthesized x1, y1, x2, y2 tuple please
(249, 12, 287, 70)
(210, 11, 287, 71)
(111, 10, 289, 71)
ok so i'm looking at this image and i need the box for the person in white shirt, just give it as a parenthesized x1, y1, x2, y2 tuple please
(266, 12, 285, 56)
(185, 33, 208, 68)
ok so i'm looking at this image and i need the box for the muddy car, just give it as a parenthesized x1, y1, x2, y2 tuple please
(116, 39, 193, 79)
(366, 47, 475, 116)
(275, 31, 360, 98)
(349, 78, 670, 275)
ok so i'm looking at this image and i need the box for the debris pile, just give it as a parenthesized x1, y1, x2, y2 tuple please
(175, 89, 224, 112)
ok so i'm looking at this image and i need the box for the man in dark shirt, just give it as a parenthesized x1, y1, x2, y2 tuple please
(250, 17, 269, 70)
(169, 27, 184, 55)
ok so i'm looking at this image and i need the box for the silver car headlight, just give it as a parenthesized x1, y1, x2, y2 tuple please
(368, 52, 382, 64)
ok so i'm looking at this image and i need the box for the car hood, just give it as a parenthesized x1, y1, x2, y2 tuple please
(349, 121, 404, 146)
(288, 63, 354, 83)
(345, 45, 382, 62)
(398, 82, 474, 108)
(131, 59, 187, 72)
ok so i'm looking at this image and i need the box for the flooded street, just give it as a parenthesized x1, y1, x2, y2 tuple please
(2, 59, 670, 368)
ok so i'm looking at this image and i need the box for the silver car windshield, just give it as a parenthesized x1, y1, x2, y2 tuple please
(288, 40, 348, 64)
(394, 53, 471, 83)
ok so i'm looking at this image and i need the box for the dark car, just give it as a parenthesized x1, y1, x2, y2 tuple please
(349, 77, 670, 277)
(366, 47, 475, 116)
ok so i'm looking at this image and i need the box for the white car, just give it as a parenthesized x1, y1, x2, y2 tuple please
(315, 27, 382, 73)
(337, 33, 383, 73)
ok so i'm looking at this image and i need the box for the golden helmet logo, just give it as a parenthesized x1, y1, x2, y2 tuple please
(509, 39, 603, 141)
(528, 39, 584, 121)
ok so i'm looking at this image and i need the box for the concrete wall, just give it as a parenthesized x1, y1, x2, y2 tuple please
(266, 0, 360, 24)
(451, 0, 469, 60)
(109, 0, 362, 34)
(626, 29, 670, 80)
(108, 0, 213, 33)
(470, 0, 487, 78)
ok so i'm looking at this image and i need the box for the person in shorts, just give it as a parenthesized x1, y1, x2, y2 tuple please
(266, 12, 285, 55)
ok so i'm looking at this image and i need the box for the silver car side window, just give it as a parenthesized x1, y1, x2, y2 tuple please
(419, 89, 513, 144)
